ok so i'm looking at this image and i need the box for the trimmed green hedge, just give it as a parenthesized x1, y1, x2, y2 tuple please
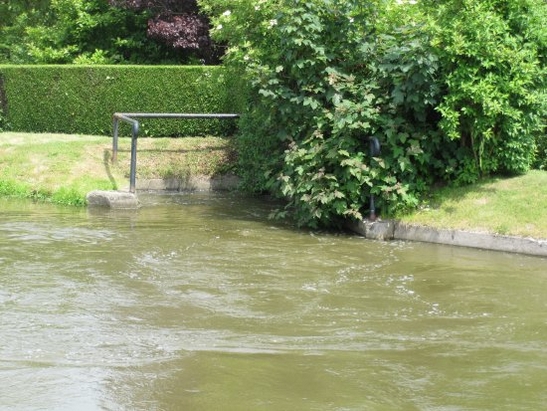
(0, 65, 245, 136)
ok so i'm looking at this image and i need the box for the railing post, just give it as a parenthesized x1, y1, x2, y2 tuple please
(369, 137, 381, 221)
(129, 121, 139, 194)
(112, 115, 119, 164)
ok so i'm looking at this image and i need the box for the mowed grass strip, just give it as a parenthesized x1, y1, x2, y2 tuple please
(0, 132, 237, 205)
(399, 170, 547, 240)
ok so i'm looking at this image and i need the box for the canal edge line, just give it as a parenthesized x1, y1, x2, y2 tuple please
(347, 219, 547, 257)
(86, 176, 547, 257)
(86, 174, 241, 209)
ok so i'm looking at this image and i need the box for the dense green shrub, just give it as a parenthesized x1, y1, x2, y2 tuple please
(204, 0, 546, 228)
(0, 65, 243, 136)
(536, 131, 547, 170)
(205, 0, 427, 226)
(425, 0, 547, 182)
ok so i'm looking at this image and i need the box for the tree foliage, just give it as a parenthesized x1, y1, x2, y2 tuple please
(0, 0, 215, 64)
(425, 0, 547, 182)
(110, 0, 222, 63)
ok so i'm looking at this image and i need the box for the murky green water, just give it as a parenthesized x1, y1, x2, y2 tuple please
(1, 193, 546, 411)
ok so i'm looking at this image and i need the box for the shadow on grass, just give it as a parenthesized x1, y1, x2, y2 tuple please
(105, 141, 238, 182)
(428, 178, 500, 208)
(103, 149, 118, 189)
(111, 146, 230, 154)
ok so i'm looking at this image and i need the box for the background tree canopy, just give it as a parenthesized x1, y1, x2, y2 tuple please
(0, 0, 218, 64)
(109, 0, 223, 63)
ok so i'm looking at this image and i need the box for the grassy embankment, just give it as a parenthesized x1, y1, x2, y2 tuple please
(399, 171, 547, 240)
(0, 132, 236, 206)
(1, 132, 547, 240)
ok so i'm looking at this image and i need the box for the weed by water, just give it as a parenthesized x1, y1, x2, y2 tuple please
(0, 179, 31, 198)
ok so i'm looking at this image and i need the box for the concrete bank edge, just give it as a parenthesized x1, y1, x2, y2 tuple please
(86, 176, 547, 258)
(134, 174, 240, 191)
(86, 174, 240, 209)
(347, 219, 547, 257)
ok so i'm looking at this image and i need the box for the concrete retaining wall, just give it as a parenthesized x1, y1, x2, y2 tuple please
(134, 174, 240, 192)
(86, 174, 240, 210)
(347, 219, 547, 257)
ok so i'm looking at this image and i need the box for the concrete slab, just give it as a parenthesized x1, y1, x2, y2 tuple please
(349, 219, 395, 241)
(86, 190, 139, 209)
(394, 223, 547, 257)
(86, 174, 239, 209)
(348, 219, 547, 257)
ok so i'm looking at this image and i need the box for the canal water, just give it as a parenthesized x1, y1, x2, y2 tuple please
(1, 193, 546, 411)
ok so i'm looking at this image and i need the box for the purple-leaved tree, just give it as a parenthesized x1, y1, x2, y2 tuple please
(110, 0, 221, 63)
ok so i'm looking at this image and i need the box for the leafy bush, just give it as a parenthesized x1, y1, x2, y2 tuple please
(425, 0, 547, 181)
(203, 0, 547, 227)
(205, 0, 442, 226)
(0, 65, 243, 136)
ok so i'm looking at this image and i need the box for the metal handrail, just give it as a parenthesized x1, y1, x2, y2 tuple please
(112, 112, 240, 193)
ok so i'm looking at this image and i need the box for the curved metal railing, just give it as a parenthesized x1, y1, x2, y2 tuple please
(112, 112, 239, 193)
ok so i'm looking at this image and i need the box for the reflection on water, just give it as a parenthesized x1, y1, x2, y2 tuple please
(1, 194, 547, 410)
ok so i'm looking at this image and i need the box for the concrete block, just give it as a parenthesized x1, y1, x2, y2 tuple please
(394, 223, 547, 257)
(86, 190, 139, 209)
(347, 219, 395, 241)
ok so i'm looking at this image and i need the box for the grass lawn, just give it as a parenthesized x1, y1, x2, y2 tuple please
(0, 132, 236, 206)
(398, 170, 547, 240)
